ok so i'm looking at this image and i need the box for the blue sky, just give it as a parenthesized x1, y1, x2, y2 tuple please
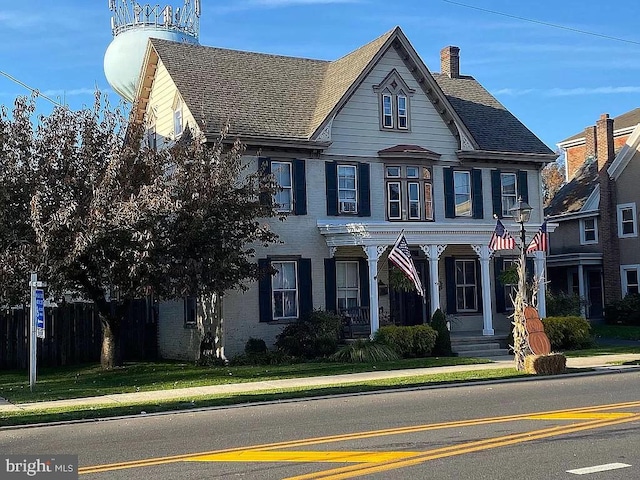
(0, 0, 638, 150)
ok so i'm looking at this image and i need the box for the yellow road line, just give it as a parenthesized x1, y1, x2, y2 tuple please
(287, 414, 640, 480)
(188, 450, 422, 463)
(79, 400, 640, 475)
(528, 412, 635, 420)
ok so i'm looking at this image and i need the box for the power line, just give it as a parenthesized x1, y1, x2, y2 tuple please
(0, 70, 64, 107)
(442, 0, 640, 46)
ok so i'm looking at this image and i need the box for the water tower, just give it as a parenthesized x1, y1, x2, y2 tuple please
(104, 0, 201, 103)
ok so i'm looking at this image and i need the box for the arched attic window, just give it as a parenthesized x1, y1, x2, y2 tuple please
(146, 110, 157, 150)
(172, 94, 184, 138)
(373, 69, 415, 132)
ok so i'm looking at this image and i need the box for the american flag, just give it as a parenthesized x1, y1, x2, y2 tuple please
(388, 232, 424, 297)
(527, 222, 548, 253)
(489, 220, 516, 251)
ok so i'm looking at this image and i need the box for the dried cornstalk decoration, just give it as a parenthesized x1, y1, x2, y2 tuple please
(509, 255, 542, 371)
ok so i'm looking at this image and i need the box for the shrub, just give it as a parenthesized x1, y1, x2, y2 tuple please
(430, 308, 452, 356)
(374, 325, 437, 358)
(542, 316, 593, 350)
(604, 294, 640, 326)
(274, 309, 342, 359)
(245, 337, 268, 355)
(546, 291, 585, 317)
(329, 339, 400, 363)
(524, 353, 566, 375)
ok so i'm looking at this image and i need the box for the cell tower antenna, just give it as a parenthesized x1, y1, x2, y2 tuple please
(108, 1, 201, 38)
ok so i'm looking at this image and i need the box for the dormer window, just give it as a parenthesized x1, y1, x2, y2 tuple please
(374, 69, 415, 132)
(173, 96, 183, 138)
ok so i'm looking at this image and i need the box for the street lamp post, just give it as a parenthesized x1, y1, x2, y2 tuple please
(509, 197, 532, 371)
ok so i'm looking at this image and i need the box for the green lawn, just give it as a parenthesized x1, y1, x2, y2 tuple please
(0, 356, 490, 404)
(592, 325, 640, 341)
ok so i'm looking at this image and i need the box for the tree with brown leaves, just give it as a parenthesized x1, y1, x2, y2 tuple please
(0, 94, 279, 369)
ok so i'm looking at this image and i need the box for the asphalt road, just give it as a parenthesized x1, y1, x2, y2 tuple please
(2, 371, 639, 479)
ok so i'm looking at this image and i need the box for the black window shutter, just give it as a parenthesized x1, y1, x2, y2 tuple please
(358, 163, 371, 217)
(491, 169, 502, 218)
(325, 162, 338, 216)
(293, 159, 307, 215)
(444, 167, 455, 218)
(324, 258, 337, 312)
(494, 257, 506, 313)
(525, 257, 535, 282)
(259, 157, 272, 207)
(445, 257, 457, 314)
(358, 258, 370, 307)
(298, 258, 312, 317)
(475, 259, 483, 313)
(258, 258, 272, 322)
(472, 168, 483, 219)
(518, 170, 529, 203)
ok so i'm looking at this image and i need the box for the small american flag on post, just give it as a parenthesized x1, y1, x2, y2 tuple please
(527, 221, 548, 253)
(489, 220, 516, 250)
(388, 232, 424, 297)
(489, 219, 516, 251)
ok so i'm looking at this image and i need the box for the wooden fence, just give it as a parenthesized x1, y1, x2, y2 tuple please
(0, 299, 157, 370)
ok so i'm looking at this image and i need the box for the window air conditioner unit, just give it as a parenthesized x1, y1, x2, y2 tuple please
(340, 201, 357, 213)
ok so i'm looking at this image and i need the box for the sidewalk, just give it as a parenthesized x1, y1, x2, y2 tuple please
(2, 353, 639, 415)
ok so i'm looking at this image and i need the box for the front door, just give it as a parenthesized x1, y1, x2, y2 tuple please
(389, 259, 429, 326)
(586, 269, 603, 319)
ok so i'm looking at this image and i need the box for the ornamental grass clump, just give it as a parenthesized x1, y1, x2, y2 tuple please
(329, 339, 400, 363)
(524, 353, 567, 375)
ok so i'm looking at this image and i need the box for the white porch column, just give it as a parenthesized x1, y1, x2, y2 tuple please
(534, 251, 547, 317)
(420, 244, 446, 316)
(578, 264, 586, 318)
(472, 245, 494, 336)
(363, 245, 387, 336)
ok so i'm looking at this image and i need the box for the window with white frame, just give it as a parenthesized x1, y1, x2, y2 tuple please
(272, 161, 293, 212)
(580, 217, 598, 244)
(184, 297, 197, 328)
(146, 113, 157, 150)
(617, 203, 637, 238)
(385, 166, 433, 221)
(621, 265, 640, 296)
(338, 165, 357, 213)
(455, 259, 477, 312)
(272, 261, 298, 320)
(336, 261, 360, 311)
(500, 173, 517, 217)
(173, 97, 183, 137)
(454, 171, 472, 217)
(374, 70, 414, 132)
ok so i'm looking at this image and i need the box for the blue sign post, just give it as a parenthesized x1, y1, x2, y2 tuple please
(35, 289, 45, 339)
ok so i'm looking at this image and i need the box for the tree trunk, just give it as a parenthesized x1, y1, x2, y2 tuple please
(199, 292, 226, 360)
(99, 312, 122, 369)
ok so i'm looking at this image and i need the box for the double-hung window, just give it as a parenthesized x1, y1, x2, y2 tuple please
(336, 261, 360, 311)
(502, 259, 517, 311)
(397, 95, 408, 129)
(173, 98, 183, 138)
(272, 261, 298, 320)
(621, 265, 640, 296)
(455, 259, 477, 312)
(338, 165, 357, 214)
(454, 171, 472, 217)
(617, 203, 637, 238)
(382, 94, 393, 128)
(500, 173, 517, 217)
(580, 217, 598, 244)
(272, 161, 293, 212)
(385, 166, 433, 221)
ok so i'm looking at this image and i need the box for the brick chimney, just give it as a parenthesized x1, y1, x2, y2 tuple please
(596, 113, 622, 304)
(566, 125, 596, 181)
(440, 46, 460, 78)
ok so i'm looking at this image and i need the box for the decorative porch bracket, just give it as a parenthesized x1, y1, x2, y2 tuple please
(362, 245, 388, 337)
(472, 244, 495, 336)
(420, 244, 446, 316)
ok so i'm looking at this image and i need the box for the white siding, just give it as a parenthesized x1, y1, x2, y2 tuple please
(326, 47, 459, 161)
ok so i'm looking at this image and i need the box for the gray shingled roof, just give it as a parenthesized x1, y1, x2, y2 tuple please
(149, 29, 553, 156)
(433, 74, 553, 155)
(560, 107, 640, 143)
(544, 159, 598, 217)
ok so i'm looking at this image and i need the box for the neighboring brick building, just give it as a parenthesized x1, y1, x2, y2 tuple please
(547, 108, 640, 319)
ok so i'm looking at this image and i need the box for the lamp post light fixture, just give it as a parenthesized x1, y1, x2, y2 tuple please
(510, 197, 533, 296)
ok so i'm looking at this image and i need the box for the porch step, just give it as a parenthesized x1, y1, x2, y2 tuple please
(451, 333, 510, 358)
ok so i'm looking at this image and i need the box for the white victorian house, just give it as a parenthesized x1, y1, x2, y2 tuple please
(132, 27, 557, 359)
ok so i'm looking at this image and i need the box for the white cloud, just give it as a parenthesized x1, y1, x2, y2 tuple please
(492, 88, 536, 96)
(547, 86, 640, 96)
